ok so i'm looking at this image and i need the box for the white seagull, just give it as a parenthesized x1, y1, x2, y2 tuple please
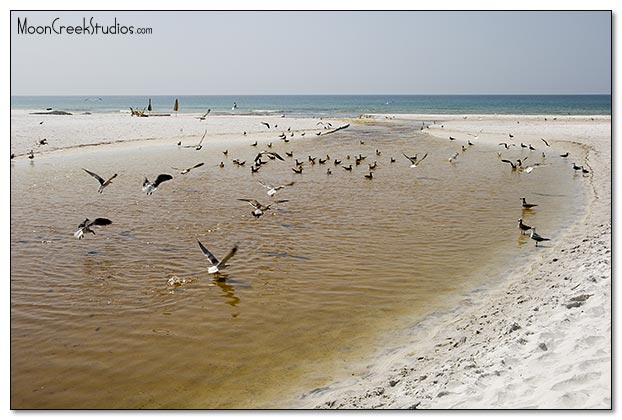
(197, 240, 238, 274)
(172, 162, 204, 175)
(142, 174, 173, 195)
(82, 168, 118, 193)
(402, 152, 428, 168)
(258, 180, 295, 196)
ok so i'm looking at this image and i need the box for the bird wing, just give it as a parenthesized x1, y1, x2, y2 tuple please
(153, 174, 173, 187)
(237, 198, 261, 209)
(258, 181, 274, 189)
(270, 152, 285, 161)
(197, 239, 220, 266)
(83, 168, 105, 185)
(401, 152, 416, 164)
(261, 122, 270, 128)
(418, 153, 428, 163)
(92, 218, 113, 226)
(197, 130, 207, 146)
(190, 162, 205, 170)
(218, 244, 238, 267)
(501, 159, 516, 168)
(274, 200, 289, 204)
(104, 174, 118, 184)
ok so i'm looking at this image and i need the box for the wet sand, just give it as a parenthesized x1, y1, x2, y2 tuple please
(10, 111, 609, 409)
(300, 114, 611, 409)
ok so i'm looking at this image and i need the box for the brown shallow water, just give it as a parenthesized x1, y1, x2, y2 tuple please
(10, 121, 587, 408)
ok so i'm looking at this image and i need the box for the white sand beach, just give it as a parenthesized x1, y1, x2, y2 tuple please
(299, 114, 612, 409)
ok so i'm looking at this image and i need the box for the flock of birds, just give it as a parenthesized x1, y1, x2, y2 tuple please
(14, 109, 593, 279)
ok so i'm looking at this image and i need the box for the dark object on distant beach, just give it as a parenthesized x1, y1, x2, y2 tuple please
(30, 110, 72, 115)
(46, 107, 52, 111)
(173, 99, 179, 112)
(148, 98, 152, 111)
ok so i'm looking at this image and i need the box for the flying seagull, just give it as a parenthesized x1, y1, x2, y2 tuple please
(467, 128, 483, 139)
(560, 152, 569, 158)
(259, 180, 295, 196)
(255, 151, 284, 163)
(82, 168, 118, 193)
(197, 109, 211, 120)
(448, 152, 460, 163)
(402, 152, 428, 168)
(142, 174, 173, 195)
(261, 122, 270, 129)
(237, 198, 289, 218)
(74, 218, 112, 239)
(529, 227, 550, 247)
(541, 138, 550, 147)
(197, 240, 238, 274)
(195, 130, 207, 150)
(501, 159, 519, 170)
(172, 162, 204, 175)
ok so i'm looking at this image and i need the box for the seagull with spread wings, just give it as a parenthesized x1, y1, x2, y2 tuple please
(82, 168, 118, 193)
(402, 152, 428, 168)
(74, 218, 112, 239)
(258, 180, 295, 196)
(142, 174, 173, 195)
(172, 162, 204, 175)
(237, 198, 289, 218)
(197, 240, 238, 274)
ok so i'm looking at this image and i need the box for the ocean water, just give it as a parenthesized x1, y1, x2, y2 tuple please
(10, 94, 611, 117)
(10, 114, 590, 408)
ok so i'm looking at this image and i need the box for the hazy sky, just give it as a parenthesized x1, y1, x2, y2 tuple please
(10, 11, 611, 95)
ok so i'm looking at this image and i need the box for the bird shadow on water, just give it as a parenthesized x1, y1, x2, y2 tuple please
(166, 273, 248, 309)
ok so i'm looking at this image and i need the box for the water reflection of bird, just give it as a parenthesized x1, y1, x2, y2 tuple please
(197, 240, 238, 274)
(214, 280, 240, 306)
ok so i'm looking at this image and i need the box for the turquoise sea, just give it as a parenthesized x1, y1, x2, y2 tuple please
(10, 94, 611, 117)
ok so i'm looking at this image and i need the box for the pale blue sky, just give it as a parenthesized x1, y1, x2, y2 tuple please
(10, 11, 611, 95)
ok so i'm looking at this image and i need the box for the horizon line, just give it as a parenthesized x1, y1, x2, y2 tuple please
(10, 93, 612, 97)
